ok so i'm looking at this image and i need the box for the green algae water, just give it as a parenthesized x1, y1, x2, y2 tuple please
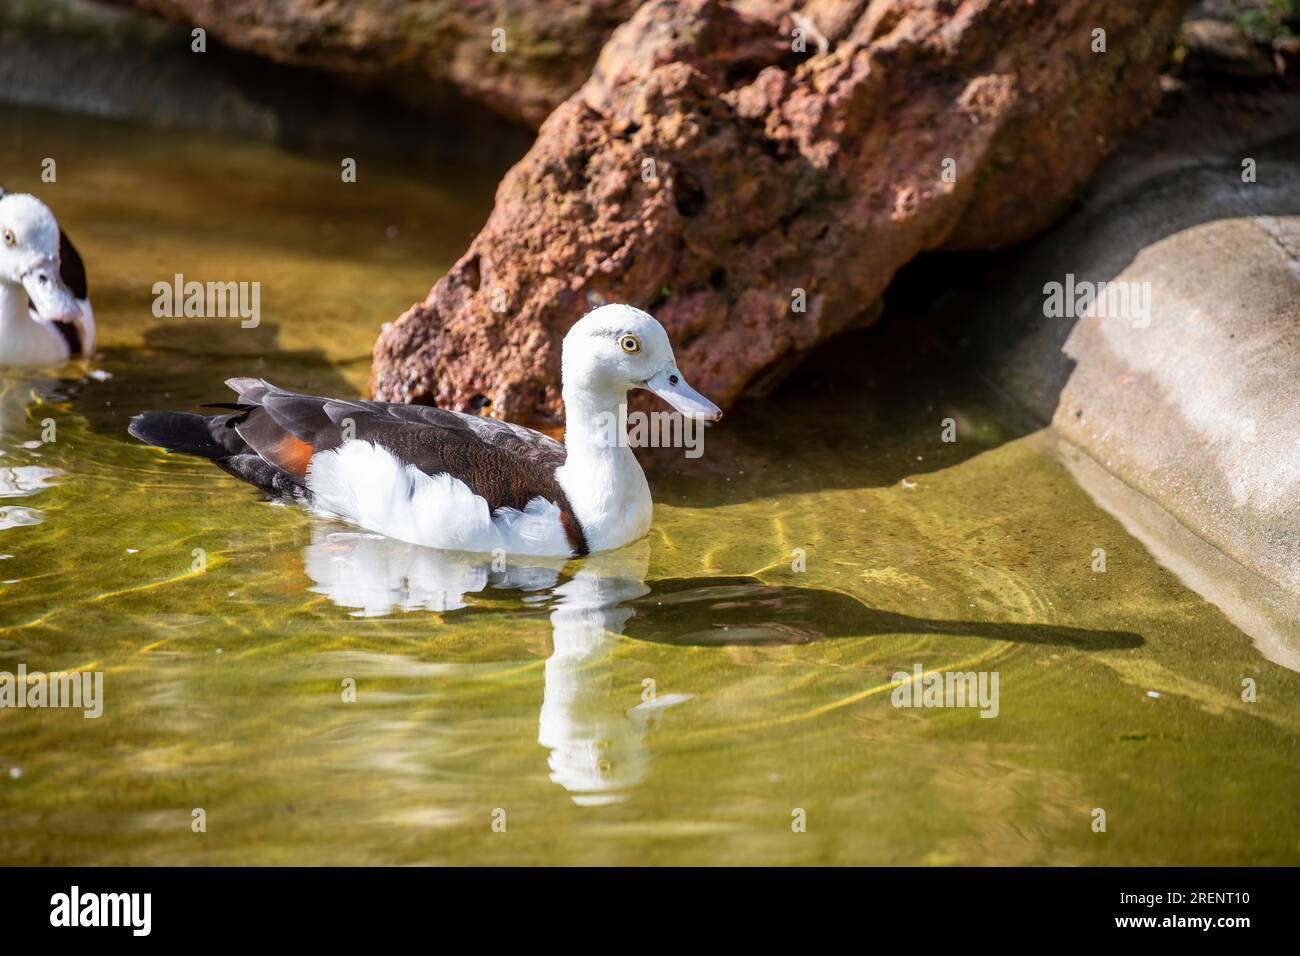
(2, 104, 1299, 866)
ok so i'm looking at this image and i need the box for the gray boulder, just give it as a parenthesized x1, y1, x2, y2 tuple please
(970, 84, 1300, 663)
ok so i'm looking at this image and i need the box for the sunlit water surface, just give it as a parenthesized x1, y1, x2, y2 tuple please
(2, 105, 1298, 865)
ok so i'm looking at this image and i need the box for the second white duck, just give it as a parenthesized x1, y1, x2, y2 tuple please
(0, 188, 95, 367)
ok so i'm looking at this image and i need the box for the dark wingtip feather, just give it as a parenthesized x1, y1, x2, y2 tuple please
(128, 411, 229, 459)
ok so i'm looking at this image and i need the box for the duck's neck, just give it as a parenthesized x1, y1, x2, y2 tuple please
(561, 384, 634, 464)
(0, 279, 66, 366)
(555, 384, 653, 554)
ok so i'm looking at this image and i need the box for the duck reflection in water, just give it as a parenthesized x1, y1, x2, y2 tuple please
(301, 531, 1142, 803)
(303, 532, 686, 806)
(0, 376, 70, 509)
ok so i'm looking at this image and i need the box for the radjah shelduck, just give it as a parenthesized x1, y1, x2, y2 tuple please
(129, 304, 721, 556)
(0, 188, 95, 367)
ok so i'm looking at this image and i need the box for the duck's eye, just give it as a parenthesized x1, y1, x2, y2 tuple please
(2, 229, 14, 248)
(619, 334, 641, 354)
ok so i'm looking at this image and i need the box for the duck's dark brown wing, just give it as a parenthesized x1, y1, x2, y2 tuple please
(227, 378, 578, 516)
(59, 230, 88, 300)
(131, 380, 591, 554)
(49, 319, 83, 356)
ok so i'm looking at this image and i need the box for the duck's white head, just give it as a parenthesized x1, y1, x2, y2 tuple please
(562, 304, 722, 421)
(0, 191, 80, 322)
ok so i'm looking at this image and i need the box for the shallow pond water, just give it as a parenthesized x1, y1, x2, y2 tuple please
(1, 104, 1298, 866)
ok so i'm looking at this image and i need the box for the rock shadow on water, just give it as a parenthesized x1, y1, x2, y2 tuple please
(86, 321, 360, 440)
(640, 313, 1042, 507)
(622, 576, 1143, 650)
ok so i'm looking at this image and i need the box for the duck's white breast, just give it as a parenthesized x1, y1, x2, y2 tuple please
(554, 453, 653, 554)
(0, 318, 70, 367)
(304, 440, 574, 557)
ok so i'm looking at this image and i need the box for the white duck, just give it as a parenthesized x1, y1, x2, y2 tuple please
(0, 189, 94, 366)
(130, 304, 721, 556)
